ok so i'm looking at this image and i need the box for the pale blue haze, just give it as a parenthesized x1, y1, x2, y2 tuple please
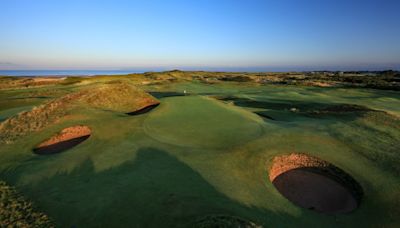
(0, 0, 399, 71)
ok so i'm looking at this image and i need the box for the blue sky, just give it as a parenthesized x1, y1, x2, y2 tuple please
(0, 0, 399, 71)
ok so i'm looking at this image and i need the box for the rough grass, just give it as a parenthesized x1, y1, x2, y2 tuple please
(328, 112, 400, 175)
(193, 215, 262, 228)
(0, 82, 158, 144)
(0, 77, 64, 90)
(0, 181, 53, 227)
(77, 81, 159, 113)
(0, 96, 69, 144)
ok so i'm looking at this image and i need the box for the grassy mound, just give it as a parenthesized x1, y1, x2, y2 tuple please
(144, 96, 263, 149)
(0, 82, 158, 144)
(76, 81, 159, 113)
(0, 181, 53, 227)
(0, 95, 70, 144)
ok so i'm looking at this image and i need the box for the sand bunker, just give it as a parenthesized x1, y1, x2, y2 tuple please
(126, 103, 159, 115)
(269, 153, 363, 214)
(33, 125, 91, 155)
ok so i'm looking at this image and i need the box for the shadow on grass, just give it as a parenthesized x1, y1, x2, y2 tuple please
(33, 135, 91, 155)
(0, 147, 397, 227)
(149, 91, 186, 99)
(217, 96, 330, 112)
(126, 103, 160, 116)
(4, 148, 290, 227)
(215, 96, 382, 122)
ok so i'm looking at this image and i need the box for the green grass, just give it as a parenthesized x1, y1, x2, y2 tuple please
(0, 77, 399, 227)
(144, 96, 264, 149)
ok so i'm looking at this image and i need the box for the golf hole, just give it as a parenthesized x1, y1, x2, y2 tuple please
(269, 153, 363, 214)
(33, 125, 91, 155)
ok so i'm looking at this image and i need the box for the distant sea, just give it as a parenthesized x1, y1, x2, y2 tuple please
(0, 70, 144, 76)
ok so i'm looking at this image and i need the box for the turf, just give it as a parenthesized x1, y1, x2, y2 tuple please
(144, 96, 263, 149)
(0, 75, 399, 227)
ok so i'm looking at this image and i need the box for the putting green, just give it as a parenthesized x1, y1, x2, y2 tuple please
(144, 96, 263, 149)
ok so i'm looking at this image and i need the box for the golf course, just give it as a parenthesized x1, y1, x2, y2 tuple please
(0, 71, 399, 227)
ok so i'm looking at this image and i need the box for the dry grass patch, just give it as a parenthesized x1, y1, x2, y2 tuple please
(193, 215, 262, 228)
(0, 82, 158, 144)
(0, 181, 53, 227)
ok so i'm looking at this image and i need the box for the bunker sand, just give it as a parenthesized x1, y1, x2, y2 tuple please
(269, 153, 363, 214)
(33, 125, 91, 155)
